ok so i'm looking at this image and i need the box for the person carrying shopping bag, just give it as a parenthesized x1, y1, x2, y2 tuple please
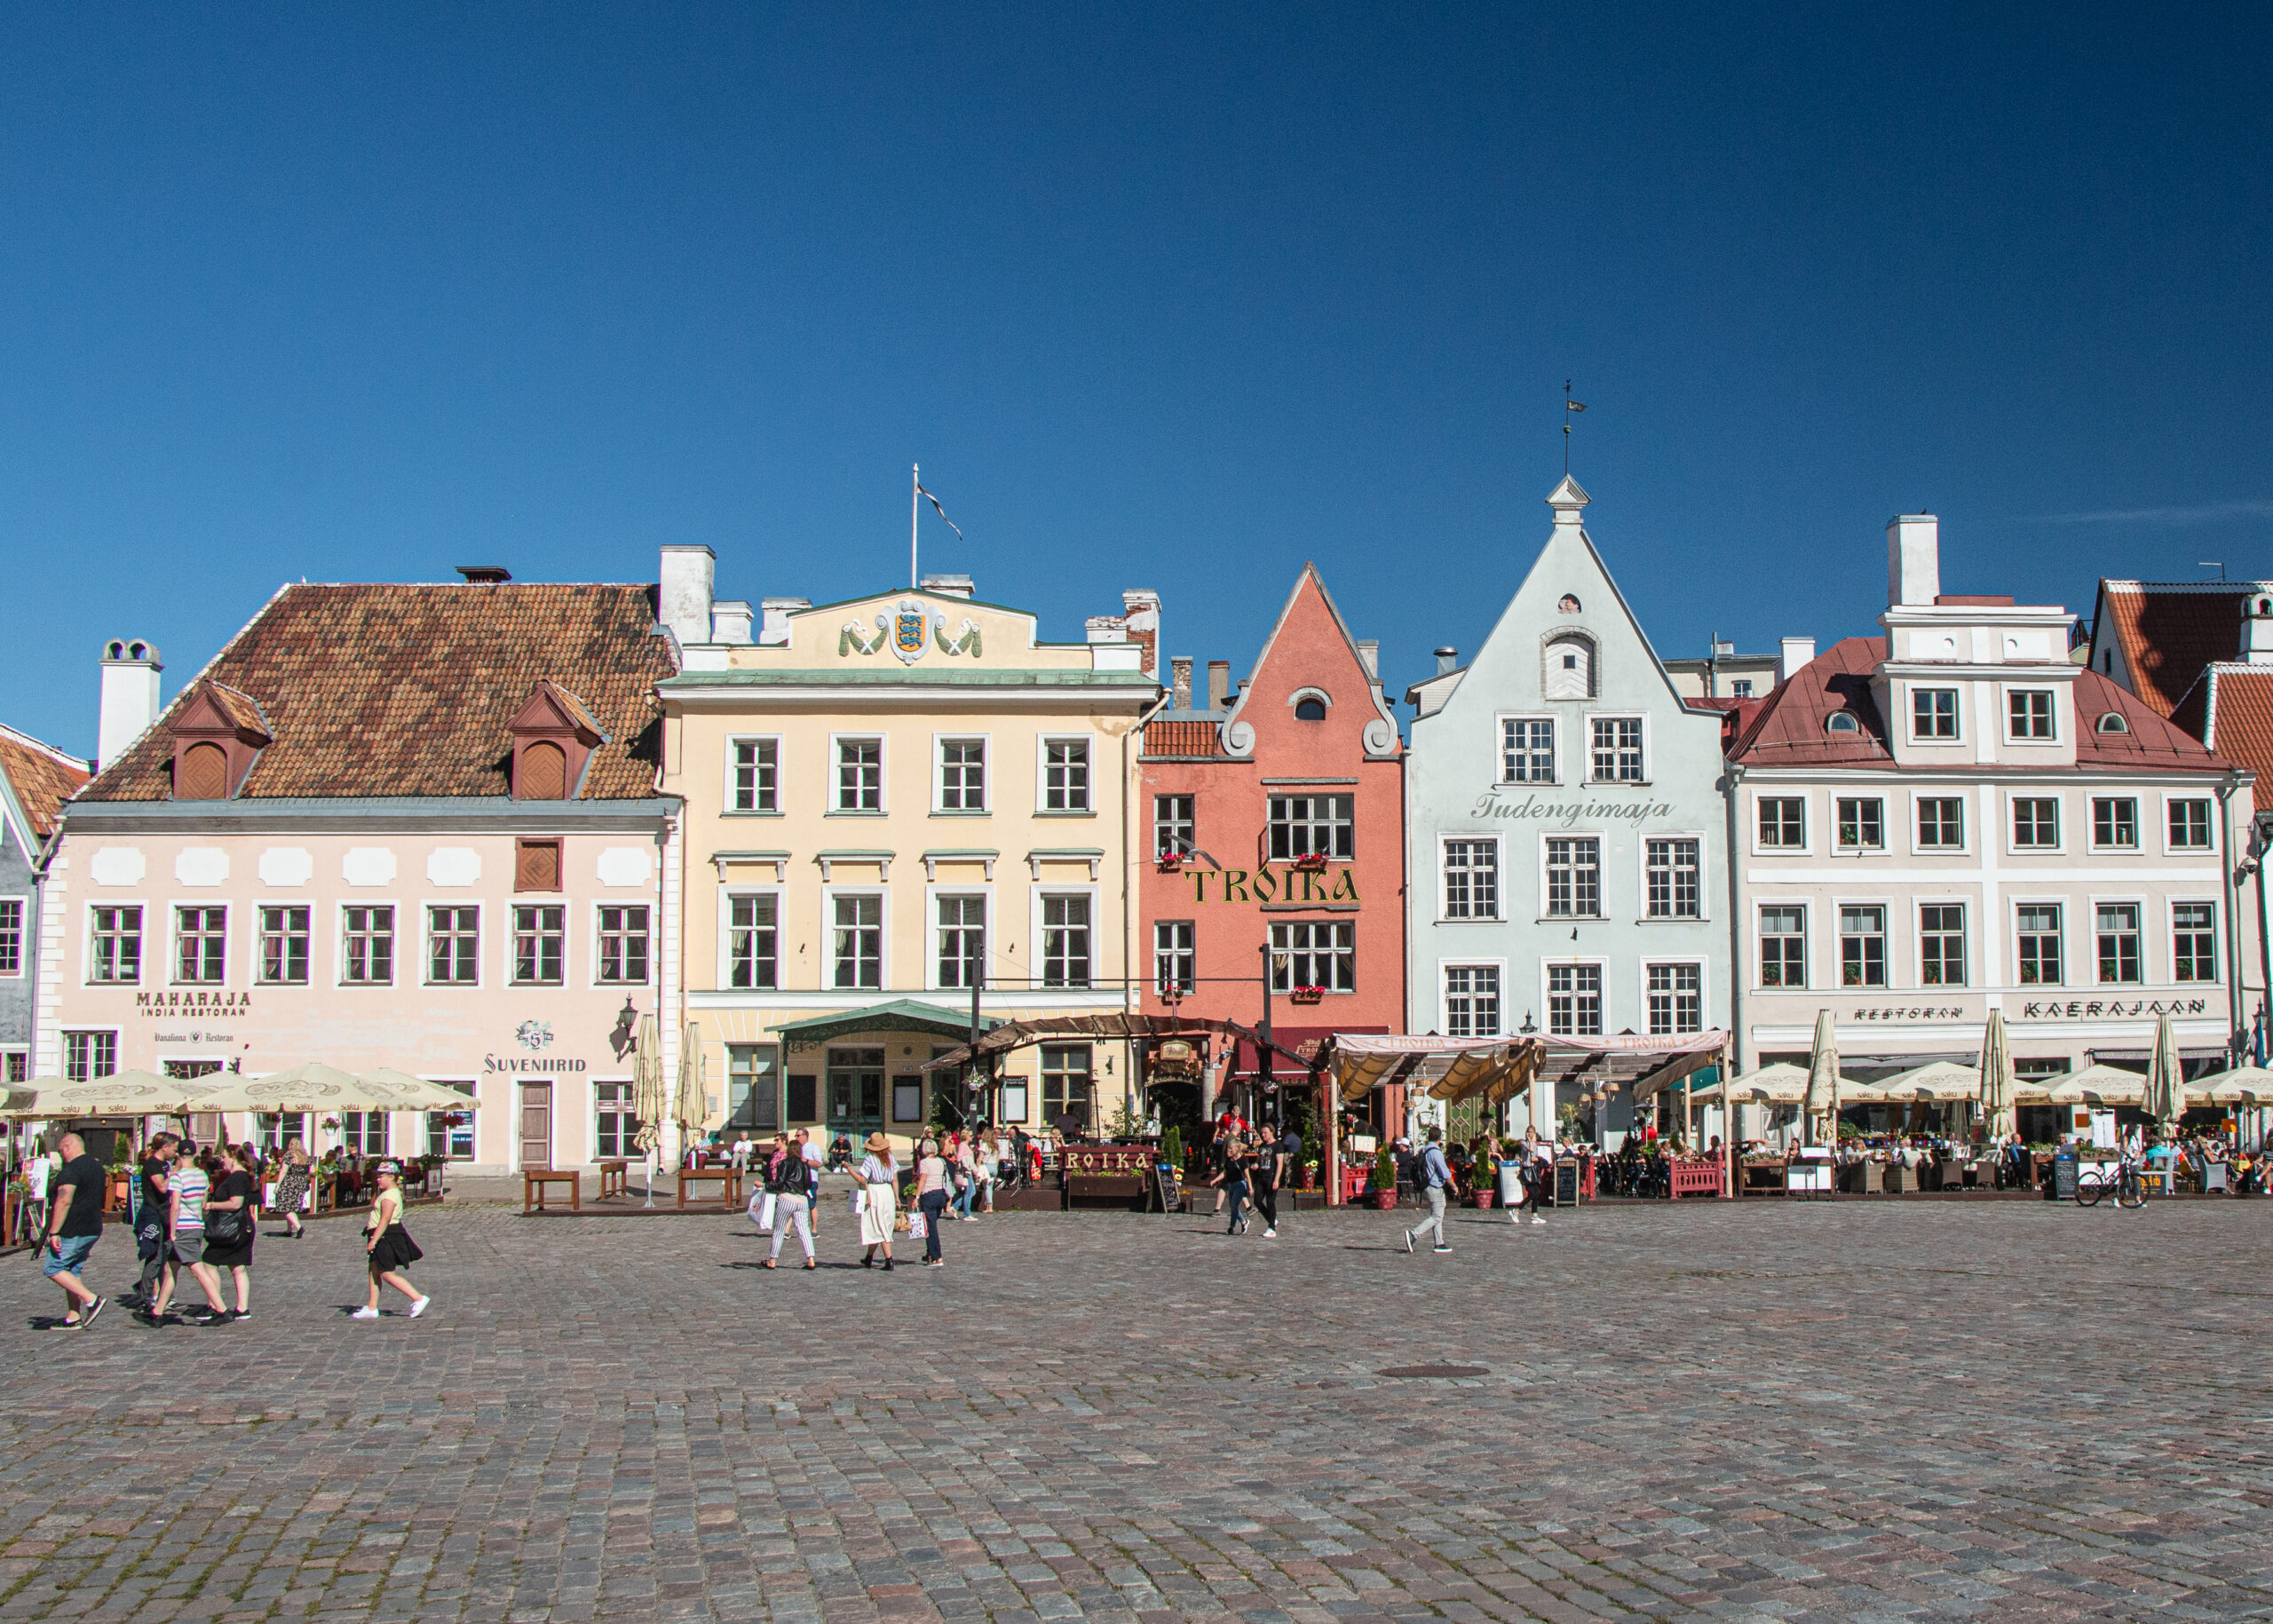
(762, 1137, 816, 1270)
(855, 1132, 898, 1270)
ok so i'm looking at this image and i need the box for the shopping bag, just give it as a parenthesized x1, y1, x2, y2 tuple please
(850, 1186, 867, 1216)
(751, 1192, 776, 1232)
(906, 1210, 928, 1241)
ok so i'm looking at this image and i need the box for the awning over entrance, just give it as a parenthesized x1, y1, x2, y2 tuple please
(1550, 1030, 1730, 1102)
(920, 1012, 1316, 1075)
(777, 1000, 1003, 1053)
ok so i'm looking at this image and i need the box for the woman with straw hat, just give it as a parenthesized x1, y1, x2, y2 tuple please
(854, 1131, 899, 1271)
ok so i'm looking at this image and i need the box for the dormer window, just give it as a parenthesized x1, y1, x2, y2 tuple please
(2096, 711, 2130, 734)
(166, 682, 272, 801)
(1826, 711, 1860, 736)
(508, 681, 606, 801)
(1543, 633, 1596, 700)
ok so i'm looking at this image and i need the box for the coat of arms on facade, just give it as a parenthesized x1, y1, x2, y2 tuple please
(515, 1019, 554, 1052)
(838, 601, 983, 661)
(889, 600, 930, 663)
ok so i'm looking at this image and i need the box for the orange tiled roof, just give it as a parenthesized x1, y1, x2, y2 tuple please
(80, 582, 672, 802)
(2098, 582, 2250, 717)
(1143, 718, 1223, 757)
(2192, 664, 2273, 783)
(0, 725, 91, 841)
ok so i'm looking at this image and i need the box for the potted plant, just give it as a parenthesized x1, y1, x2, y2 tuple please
(1156, 849, 1184, 873)
(1293, 852, 1328, 875)
(1289, 985, 1326, 1006)
(1370, 1145, 1398, 1209)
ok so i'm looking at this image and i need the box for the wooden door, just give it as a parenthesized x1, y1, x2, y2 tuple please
(519, 1081, 553, 1170)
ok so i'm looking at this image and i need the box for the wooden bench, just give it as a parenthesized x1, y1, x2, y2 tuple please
(677, 1168, 741, 1208)
(596, 1159, 630, 1200)
(522, 1168, 580, 1212)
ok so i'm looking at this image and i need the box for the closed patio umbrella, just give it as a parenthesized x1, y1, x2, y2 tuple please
(1979, 1010, 2016, 1142)
(630, 1011, 665, 1207)
(2142, 1010, 2184, 1127)
(674, 1022, 707, 1152)
(1803, 1009, 1841, 1146)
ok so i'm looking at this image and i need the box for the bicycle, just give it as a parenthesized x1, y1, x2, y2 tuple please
(2076, 1154, 2148, 1209)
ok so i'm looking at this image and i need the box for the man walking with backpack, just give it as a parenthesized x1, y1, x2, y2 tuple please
(1401, 1126, 1454, 1255)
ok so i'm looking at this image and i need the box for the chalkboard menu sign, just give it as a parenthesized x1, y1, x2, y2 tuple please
(1552, 1159, 1580, 1208)
(1152, 1160, 1183, 1214)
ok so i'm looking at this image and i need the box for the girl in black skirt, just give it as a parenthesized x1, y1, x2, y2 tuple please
(352, 1161, 429, 1320)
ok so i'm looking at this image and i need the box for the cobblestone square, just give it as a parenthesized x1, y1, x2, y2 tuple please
(0, 1196, 2267, 1623)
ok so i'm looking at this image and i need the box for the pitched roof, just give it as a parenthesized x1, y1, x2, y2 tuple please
(80, 582, 673, 802)
(0, 724, 91, 842)
(2190, 664, 2273, 783)
(2095, 581, 2256, 717)
(1729, 636, 2233, 774)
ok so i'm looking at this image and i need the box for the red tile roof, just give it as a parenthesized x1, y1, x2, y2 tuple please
(1730, 636, 2232, 774)
(1142, 719, 1224, 757)
(2097, 582, 2249, 717)
(0, 725, 91, 842)
(2194, 665, 2273, 783)
(80, 582, 673, 802)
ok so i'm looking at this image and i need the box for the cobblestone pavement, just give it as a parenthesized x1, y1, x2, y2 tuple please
(1, 1196, 2269, 1624)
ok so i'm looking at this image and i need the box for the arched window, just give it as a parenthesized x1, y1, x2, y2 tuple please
(1826, 712, 1861, 735)
(2096, 711, 2130, 734)
(519, 741, 567, 800)
(177, 742, 228, 800)
(1557, 594, 1581, 614)
(1295, 697, 1327, 722)
(1543, 634, 1596, 700)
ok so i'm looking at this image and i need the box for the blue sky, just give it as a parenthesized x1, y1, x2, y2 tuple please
(4, 5, 2269, 756)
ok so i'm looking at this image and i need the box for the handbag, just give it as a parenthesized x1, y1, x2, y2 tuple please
(205, 1205, 246, 1246)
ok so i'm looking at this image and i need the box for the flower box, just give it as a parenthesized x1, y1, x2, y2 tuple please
(1289, 986, 1326, 1006)
(1155, 851, 1185, 873)
(1292, 852, 1329, 875)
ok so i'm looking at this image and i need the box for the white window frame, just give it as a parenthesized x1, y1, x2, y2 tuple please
(590, 899, 653, 989)
(0, 893, 26, 979)
(2161, 791, 2218, 856)
(510, 899, 569, 988)
(2090, 892, 2148, 986)
(422, 899, 484, 989)
(1643, 957, 1707, 1037)
(170, 899, 230, 988)
(1639, 832, 1707, 921)
(1833, 796, 1887, 852)
(1152, 793, 1195, 858)
(1916, 898, 1969, 989)
(1439, 960, 1507, 1039)
(2010, 896, 2068, 989)
(591, 1075, 640, 1161)
(2090, 794, 2141, 851)
(2169, 896, 2220, 985)
(1834, 898, 1892, 990)
(337, 899, 400, 988)
(1496, 712, 1558, 785)
(1438, 833, 1502, 922)
(1584, 712, 1649, 784)
(2003, 685, 2061, 745)
(828, 733, 886, 815)
(1153, 918, 1195, 995)
(1756, 901, 1809, 991)
(2006, 791, 2064, 855)
(1031, 885, 1099, 988)
(1910, 685, 1962, 742)
(255, 899, 315, 986)
(725, 733, 782, 814)
(85, 899, 149, 987)
(822, 885, 891, 993)
(932, 733, 991, 815)
(1035, 734, 1095, 814)
(925, 884, 993, 993)
(720, 887, 784, 992)
(1752, 792, 1809, 855)
(1910, 791, 1970, 856)
(1538, 834, 1604, 920)
(1269, 919, 1356, 994)
(1540, 958, 1609, 1037)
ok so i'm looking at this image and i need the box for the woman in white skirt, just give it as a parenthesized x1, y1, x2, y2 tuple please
(855, 1131, 899, 1271)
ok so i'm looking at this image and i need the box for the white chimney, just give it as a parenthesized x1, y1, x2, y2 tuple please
(1779, 637, 1817, 682)
(759, 597, 809, 647)
(659, 545, 716, 646)
(1356, 638, 1381, 681)
(2245, 592, 2273, 665)
(99, 638, 162, 769)
(1887, 514, 1940, 607)
(1170, 656, 1193, 709)
(920, 574, 975, 599)
(710, 601, 754, 645)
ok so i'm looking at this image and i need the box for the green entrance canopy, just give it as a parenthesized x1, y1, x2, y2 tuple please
(775, 1000, 1003, 1052)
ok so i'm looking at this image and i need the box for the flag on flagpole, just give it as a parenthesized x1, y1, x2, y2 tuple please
(1565, 400, 1588, 413)
(915, 480, 963, 543)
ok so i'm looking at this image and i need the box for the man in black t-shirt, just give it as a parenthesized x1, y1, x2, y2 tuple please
(44, 1132, 108, 1329)
(1252, 1136, 1283, 1239)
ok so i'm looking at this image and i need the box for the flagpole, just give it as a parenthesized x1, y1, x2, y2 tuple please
(910, 463, 921, 589)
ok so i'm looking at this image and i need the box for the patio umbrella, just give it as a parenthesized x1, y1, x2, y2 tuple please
(1697, 1061, 1814, 1104)
(177, 1060, 374, 1113)
(2142, 1009, 2184, 1126)
(353, 1068, 478, 1111)
(1873, 1060, 1982, 1102)
(2042, 1063, 2147, 1105)
(674, 1021, 707, 1147)
(630, 1012, 665, 1154)
(2190, 1064, 2273, 1105)
(1802, 1009, 1841, 1146)
(1979, 1010, 2016, 1142)
(0, 1071, 187, 1119)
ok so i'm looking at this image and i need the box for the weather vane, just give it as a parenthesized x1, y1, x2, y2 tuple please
(1563, 380, 1587, 474)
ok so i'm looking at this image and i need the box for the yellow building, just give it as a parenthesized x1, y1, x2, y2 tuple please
(656, 551, 1160, 1152)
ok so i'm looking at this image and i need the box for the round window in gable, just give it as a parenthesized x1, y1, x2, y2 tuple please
(1295, 697, 1327, 722)
(1826, 711, 1860, 735)
(1557, 594, 1581, 614)
(2096, 710, 2130, 734)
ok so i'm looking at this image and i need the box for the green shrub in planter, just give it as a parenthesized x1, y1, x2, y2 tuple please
(1371, 1145, 1397, 1192)
(1162, 1125, 1184, 1173)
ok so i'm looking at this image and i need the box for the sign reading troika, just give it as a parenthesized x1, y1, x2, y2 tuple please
(1181, 865, 1359, 904)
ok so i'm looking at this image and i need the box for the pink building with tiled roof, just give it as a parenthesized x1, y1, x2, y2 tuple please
(36, 573, 682, 1176)
(1727, 517, 2254, 1127)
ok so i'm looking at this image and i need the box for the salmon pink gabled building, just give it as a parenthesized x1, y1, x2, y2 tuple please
(1136, 566, 1405, 1137)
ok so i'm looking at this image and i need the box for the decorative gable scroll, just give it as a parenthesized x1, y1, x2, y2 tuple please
(168, 683, 273, 801)
(509, 680, 607, 801)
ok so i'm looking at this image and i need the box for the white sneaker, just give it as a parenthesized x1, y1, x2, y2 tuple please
(1530, 1216, 1546, 1226)
(409, 1296, 431, 1319)
(1263, 1227, 1277, 1239)
(351, 1306, 380, 1320)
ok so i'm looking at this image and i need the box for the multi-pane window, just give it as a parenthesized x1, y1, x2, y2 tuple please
(1759, 907, 1806, 987)
(63, 1030, 116, 1083)
(1501, 718, 1555, 783)
(258, 906, 310, 985)
(340, 1112, 387, 1157)
(1153, 794, 1194, 857)
(2174, 903, 2218, 982)
(1836, 797, 1885, 850)
(732, 738, 779, 812)
(1839, 906, 1885, 987)
(595, 1080, 641, 1158)
(1041, 1044, 1093, 1129)
(1646, 963, 1701, 1035)
(174, 907, 226, 984)
(0, 900, 19, 977)
(1444, 966, 1500, 1038)
(2093, 797, 2138, 848)
(1919, 904, 1967, 986)
(598, 905, 650, 985)
(936, 896, 985, 989)
(343, 905, 393, 985)
(729, 895, 779, 989)
(426, 1085, 475, 1160)
(513, 905, 566, 986)
(832, 895, 883, 989)
(1271, 921, 1355, 992)
(1153, 920, 1194, 995)
(1917, 797, 1965, 848)
(1043, 740, 1090, 811)
(1547, 963, 1604, 1036)
(1442, 841, 1499, 919)
(728, 1045, 780, 1133)
(939, 739, 986, 811)
(1590, 717, 1644, 781)
(2016, 904, 2063, 985)
(2095, 903, 2142, 984)
(1758, 797, 1805, 848)
(836, 739, 882, 812)
(2012, 797, 2059, 849)
(427, 907, 479, 985)
(1544, 837, 1601, 917)
(91, 906, 141, 984)
(1913, 688, 1959, 739)
(2169, 799, 2213, 850)
(1042, 895, 1091, 987)
(1268, 794, 1355, 860)
(4, 1052, 22, 1084)
(2008, 690, 2055, 740)
(1646, 838, 1700, 917)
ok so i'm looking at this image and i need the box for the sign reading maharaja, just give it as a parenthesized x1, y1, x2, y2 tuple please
(136, 991, 251, 1018)
(840, 599, 984, 663)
